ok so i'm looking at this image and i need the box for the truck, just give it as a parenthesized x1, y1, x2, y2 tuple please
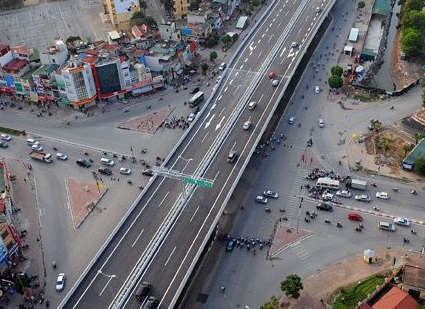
(29, 151, 53, 163)
(346, 179, 367, 191)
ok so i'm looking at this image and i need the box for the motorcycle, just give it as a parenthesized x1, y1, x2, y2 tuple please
(265, 208, 271, 213)
(411, 229, 417, 235)
(392, 187, 399, 192)
(52, 261, 57, 269)
(373, 206, 380, 211)
(355, 227, 362, 232)
(411, 190, 418, 195)
(403, 237, 410, 244)
(127, 180, 133, 185)
(337, 222, 343, 228)
(304, 217, 310, 223)
(371, 183, 377, 187)
(325, 219, 331, 224)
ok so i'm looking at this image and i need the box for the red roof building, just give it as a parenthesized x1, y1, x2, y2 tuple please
(372, 287, 418, 309)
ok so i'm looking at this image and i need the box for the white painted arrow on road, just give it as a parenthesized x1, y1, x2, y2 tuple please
(205, 114, 215, 129)
(215, 116, 225, 131)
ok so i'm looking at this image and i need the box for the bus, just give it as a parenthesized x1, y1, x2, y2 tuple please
(189, 91, 204, 107)
(316, 177, 340, 190)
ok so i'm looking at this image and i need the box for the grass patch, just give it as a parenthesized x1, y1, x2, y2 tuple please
(332, 274, 385, 309)
(0, 126, 23, 137)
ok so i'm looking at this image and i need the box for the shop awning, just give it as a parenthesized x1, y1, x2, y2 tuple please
(132, 85, 153, 94)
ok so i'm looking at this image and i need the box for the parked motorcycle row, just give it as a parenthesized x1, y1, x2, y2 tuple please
(254, 132, 286, 158)
(305, 168, 347, 182)
(219, 234, 273, 253)
(160, 116, 190, 130)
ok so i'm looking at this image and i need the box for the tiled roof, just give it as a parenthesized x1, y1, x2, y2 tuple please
(372, 287, 417, 309)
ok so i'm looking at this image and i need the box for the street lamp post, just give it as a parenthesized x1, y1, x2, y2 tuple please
(296, 186, 304, 234)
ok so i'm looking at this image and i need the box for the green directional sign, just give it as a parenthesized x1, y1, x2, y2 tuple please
(183, 177, 213, 188)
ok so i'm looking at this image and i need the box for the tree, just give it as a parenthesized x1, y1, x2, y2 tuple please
(130, 11, 146, 27)
(414, 157, 425, 176)
(280, 274, 303, 299)
(140, 1, 147, 15)
(222, 34, 233, 49)
(201, 63, 209, 75)
(210, 51, 218, 62)
(261, 295, 280, 309)
(358, 1, 366, 9)
(401, 10, 425, 30)
(403, 143, 413, 156)
(401, 28, 424, 55)
(328, 75, 343, 88)
(404, 0, 425, 12)
(330, 65, 343, 77)
(413, 132, 423, 144)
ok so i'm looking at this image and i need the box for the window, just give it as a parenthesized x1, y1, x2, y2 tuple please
(1, 229, 9, 239)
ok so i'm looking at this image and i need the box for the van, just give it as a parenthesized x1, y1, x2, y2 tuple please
(219, 62, 226, 70)
(100, 157, 115, 166)
(27, 138, 36, 145)
(379, 221, 396, 231)
(135, 282, 151, 302)
(227, 151, 238, 163)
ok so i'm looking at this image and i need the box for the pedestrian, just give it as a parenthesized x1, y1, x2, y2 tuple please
(24, 178, 27, 183)
(100, 177, 103, 183)
(221, 286, 225, 293)
(320, 298, 324, 304)
(117, 178, 119, 182)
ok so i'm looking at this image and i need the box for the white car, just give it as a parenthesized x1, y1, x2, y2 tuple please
(248, 101, 257, 110)
(56, 273, 66, 292)
(263, 190, 279, 199)
(394, 217, 410, 226)
(0, 134, 11, 141)
(321, 192, 334, 201)
(187, 113, 196, 122)
(56, 153, 68, 160)
(355, 194, 371, 202)
(288, 116, 295, 124)
(31, 143, 43, 151)
(272, 79, 279, 87)
(376, 192, 389, 199)
(315, 6, 322, 13)
(318, 119, 325, 128)
(119, 167, 131, 175)
(243, 121, 252, 130)
(336, 190, 352, 198)
(255, 196, 268, 204)
(291, 42, 298, 48)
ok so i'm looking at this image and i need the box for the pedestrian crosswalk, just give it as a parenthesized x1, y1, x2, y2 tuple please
(284, 168, 309, 219)
(290, 242, 316, 272)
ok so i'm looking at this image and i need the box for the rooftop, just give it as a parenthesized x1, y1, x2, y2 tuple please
(32, 63, 60, 76)
(3, 58, 29, 72)
(372, 286, 417, 309)
(403, 138, 425, 166)
(403, 264, 425, 290)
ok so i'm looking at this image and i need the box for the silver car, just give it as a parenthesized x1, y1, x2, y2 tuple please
(255, 196, 268, 204)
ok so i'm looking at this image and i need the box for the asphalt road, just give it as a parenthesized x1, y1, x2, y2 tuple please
(191, 0, 425, 307)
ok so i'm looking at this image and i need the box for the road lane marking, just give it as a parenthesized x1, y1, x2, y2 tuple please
(249, 51, 253, 55)
(217, 95, 222, 101)
(201, 131, 209, 143)
(272, 18, 276, 22)
(235, 72, 239, 76)
(190, 206, 200, 223)
(205, 114, 215, 129)
(132, 229, 144, 248)
(249, 41, 255, 51)
(269, 23, 273, 27)
(258, 38, 262, 42)
(279, 47, 287, 57)
(266, 28, 269, 32)
(164, 246, 176, 266)
(215, 116, 225, 131)
(258, 51, 263, 58)
(223, 86, 228, 92)
(158, 192, 169, 208)
(229, 79, 233, 85)
(244, 58, 248, 63)
(98, 272, 116, 296)
(240, 65, 244, 70)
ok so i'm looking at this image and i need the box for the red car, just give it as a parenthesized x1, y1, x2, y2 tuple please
(268, 71, 276, 79)
(348, 212, 363, 222)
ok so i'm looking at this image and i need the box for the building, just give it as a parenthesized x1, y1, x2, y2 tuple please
(31, 64, 60, 103)
(60, 60, 97, 108)
(172, 0, 190, 19)
(372, 286, 417, 309)
(91, 53, 126, 98)
(102, 0, 140, 28)
(403, 138, 425, 171)
(40, 39, 69, 66)
(159, 22, 182, 42)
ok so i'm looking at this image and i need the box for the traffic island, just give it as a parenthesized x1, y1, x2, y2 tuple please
(268, 223, 312, 259)
(66, 178, 108, 229)
(116, 106, 176, 133)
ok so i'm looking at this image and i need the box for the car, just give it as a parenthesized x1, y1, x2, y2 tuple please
(321, 192, 334, 201)
(227, 151, 238, 163)
(268, 71, 276, 79)
(355, 194, 371, 202)
(189, 87, 200, 94)
(142, 296, 158, 309)
(272, 79, 279, 87)
(336, 190, 352, 198)
(379, 221, 396, 231)
(31, 143, 43, 151)
(316, 202, 333, 212)
(348, 212, 363, 222)
(100, 157, 115, 166)
(255, 196, 268, 204)
(219, 62, 226, 70)
(98, 167, 112, 176)
(0, 142, 8, 149)
(193, 106, 200, 114)
(394, 217, 410, 226)
(376, 192, 389, 199)
(248, 101, 257, 110)
(243, 120, 251, 130)
(315, 6, 322, 13)
(288, 116, 295, 124)
(76, 159, 91, 168)
(142, 169, 154, 177)
(0, 134, 11, 141)
(56, 273, 66, 292)
(119, 167, 132, 175)
(290, 42, 298, 48)
(187, 113, 196, 122)
(135, 282, 151, 302)
(56, 153, 68, 160)
(263, 190, 279, 199)
(318, 119, 325, 128)
(226, 240, 235, 252)
(315, 85, 320, 94)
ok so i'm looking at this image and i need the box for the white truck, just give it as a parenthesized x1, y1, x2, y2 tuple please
(29, 151, 53, 163)
(346, 179, 367, 191)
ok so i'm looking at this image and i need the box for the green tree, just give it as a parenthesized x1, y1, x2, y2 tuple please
(328, 75, 343, 88)
(358, 1, 366, 9)
(330, 65, 343, 77)
(414, 157, 425, 175)
(222, 34, 233, 49)
(403, 143, 413, 156)
(401, 10, 425, 30)
(413, 132, 423, 144)
(261, 295, 280, 309)
(404, 0, 425, 12)
(251, 0, 261, 7)
(140, 1, 147, 14)
(130, 11, 145, 27)
(280, 274, 303, 299)
(401, 28, 423, 55)
(422, 90, 425, 106)
(201, 63, 209, 75)
(210, 51, 218, 62)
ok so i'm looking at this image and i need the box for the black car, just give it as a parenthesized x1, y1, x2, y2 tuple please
(142, 169, 154, 177)
(98, 167, 112, 176)
(135, 282, 151, 302)
(189, 87, 200, 94)
(226, 240, 235, 252)
(76, 159, 91, 168)
(316, 202, 333, 212)
(142, 296, 158, 309)
(0, 142, 8, 148)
